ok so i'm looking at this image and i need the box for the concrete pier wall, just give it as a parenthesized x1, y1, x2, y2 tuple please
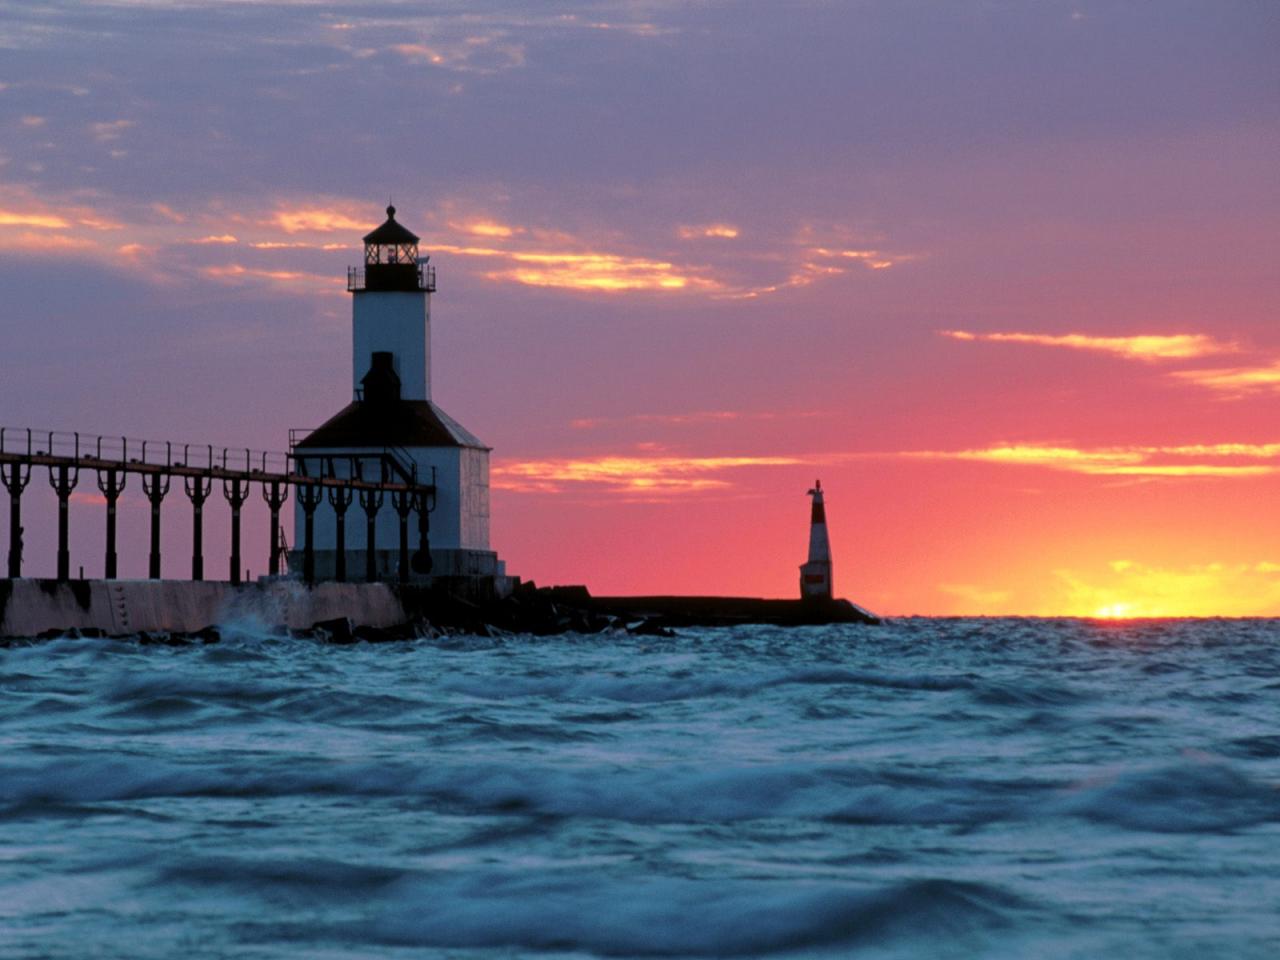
(285, 547, 505, 582)
(0, 579, 407, 637)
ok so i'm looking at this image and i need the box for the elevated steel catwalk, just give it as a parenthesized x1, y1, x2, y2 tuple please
(1, 427, 435, 585)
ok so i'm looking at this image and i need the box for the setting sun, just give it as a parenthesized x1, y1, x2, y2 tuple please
(1091, 602, 1140, 619)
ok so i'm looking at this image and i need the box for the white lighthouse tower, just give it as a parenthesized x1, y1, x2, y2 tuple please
(290, 206, 505, 585)
(799, 479, 832, 599)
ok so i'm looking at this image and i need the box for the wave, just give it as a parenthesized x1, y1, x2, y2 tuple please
(357, 871, 1027, 956)
(145, 854, 1027, 957)
(159, 854, 405, 900)
(441, 665, 981, 705)
(0, 755, 1044, 828)
(1222, 734, 1280, 759)
(8, 751, 1274, 836)
(1056, 759, 1280, 832)
(440, 711, 604, 742)
(104, 694, 208, 720)
(101, 671, 307, 707)
(970, 679, 1084, 708)
(95, 671, 434, 726)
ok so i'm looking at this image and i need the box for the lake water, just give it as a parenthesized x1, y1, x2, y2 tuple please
(2, 618, 1278, 958)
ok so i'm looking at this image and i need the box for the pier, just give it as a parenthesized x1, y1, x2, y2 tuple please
(0, 427, 435, 585)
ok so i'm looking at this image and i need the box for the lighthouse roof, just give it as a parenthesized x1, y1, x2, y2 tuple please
(295, 399, 488, 451)
(363, 205, 419, 245)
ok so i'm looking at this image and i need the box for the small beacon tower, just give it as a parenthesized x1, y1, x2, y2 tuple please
(291, 206, 504, 585)
(799, 480, 832, 600)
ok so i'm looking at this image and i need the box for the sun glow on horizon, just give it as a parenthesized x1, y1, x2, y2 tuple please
(1053, 560, 1280, 619)
(1091, 602, 1140, 619)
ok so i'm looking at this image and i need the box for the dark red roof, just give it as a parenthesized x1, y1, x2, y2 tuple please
(295, 399, 486, 450)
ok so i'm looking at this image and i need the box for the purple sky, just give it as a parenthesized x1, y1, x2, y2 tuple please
(2, 2, 1278, 612)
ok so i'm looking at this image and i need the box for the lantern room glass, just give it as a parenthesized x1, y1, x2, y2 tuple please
(365, 240, 419, 266)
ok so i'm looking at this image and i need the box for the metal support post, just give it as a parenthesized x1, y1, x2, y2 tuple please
(328, 485, 353, 582)
(262, 480, 289, 577)
(223, 478, 249, 585)
(48, 464, 79, 581)
(185, 476, 212, 581)
(2, 463, 31, 578)
(392, 490, 413, 585)
(412, 489, 434, 575)
(96, 469, 126, 579)
(297, 484, 323, 585)
(142, 473, 170, 580)
(359, 488, 382, 582)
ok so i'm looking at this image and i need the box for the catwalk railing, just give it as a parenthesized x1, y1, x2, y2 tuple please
(0, 427, 435, 586)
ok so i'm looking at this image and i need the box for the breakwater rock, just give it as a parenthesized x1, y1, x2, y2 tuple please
(1, 578, 878, 643)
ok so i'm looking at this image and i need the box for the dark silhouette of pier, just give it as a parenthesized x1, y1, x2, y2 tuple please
(0, 427, 435, 585)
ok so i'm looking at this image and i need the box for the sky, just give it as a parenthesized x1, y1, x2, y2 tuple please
(0, 0, 1277, 615)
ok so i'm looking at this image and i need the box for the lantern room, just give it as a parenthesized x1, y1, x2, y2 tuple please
(347, 205, 437, 293)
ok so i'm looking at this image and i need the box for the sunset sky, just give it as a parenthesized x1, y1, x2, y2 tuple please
(1, 1, 1278, 615)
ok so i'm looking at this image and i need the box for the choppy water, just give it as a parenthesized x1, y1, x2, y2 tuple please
(2, 618, 1279, 959)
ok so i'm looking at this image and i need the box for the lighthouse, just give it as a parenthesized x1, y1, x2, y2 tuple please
(799, 479, 832, 600)
(289, 206, 505, 586)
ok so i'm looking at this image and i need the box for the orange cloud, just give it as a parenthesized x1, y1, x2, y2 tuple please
(1150, 442, 1280, 458)
(451, 219, 519, 238)
(431, 242, 716, 292)
(727, 262, 845, 299)
(151, 203, 186, 223)
(573, 411, 743, 429)
(0, 230, 95, 251)
(428, 217, 915, 299)
(388, 37, 525, 74)
(0, 188, 366, 287)
(1094, 465, 1275, 478)
(906, 442, 1280, 478)
(270, 208, 367, 234)
(493, 453, 803, 496)
(679, 223, 739, 239)
(498, 251, 710, 292)
(728, 243, 911, 299)
(248, 240, 347, 250)
(0, 210, 70, 229)
(391, 43, 446, 65)
(810, 247, 908, 271)
(941, 329, 1236, 361)
(1171, 362, 1280, 394)
(570, 410, 827, 429)
(76, 215, 123, 231)
(0, 189, 908, 303)
(941, 444, 1145, 471)
(200, 263, 337, 288)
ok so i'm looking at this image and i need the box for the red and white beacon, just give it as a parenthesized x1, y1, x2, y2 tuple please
(799, 479, 833, 600)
